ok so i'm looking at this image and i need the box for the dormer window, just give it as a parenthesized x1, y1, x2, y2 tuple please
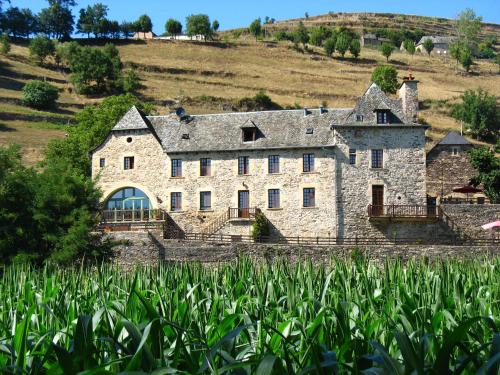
(356, 114, 363, 122)
(376, 110, 390, 124)
(242, 128, 256, 142)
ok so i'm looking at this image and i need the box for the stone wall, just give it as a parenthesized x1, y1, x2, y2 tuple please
(108, 231, 498, 269)
(441, 204, 500, 238)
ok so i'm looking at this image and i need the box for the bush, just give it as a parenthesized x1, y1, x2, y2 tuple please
(29, 35, 55, 65)
(323, 37, 336, 57)
(275, 30, 293, 42)
(252, 212, 270, 241)
(371, 65, 398, 94)
(468, 147, 500, 203)
(237, 91, 282, 111)
(22, 80, 59, 109)
(349, 39, 361, 58)
(0, 33, 10, 55)
(122, 69, 140, 93)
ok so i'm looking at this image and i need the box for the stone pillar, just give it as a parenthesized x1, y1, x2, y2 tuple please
(398, 79, 419, 122)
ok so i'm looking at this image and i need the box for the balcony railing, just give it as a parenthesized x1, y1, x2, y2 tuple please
(368, 205, 440, 219)
(229, 207, 260, 219)
(100, 209, 168, 223)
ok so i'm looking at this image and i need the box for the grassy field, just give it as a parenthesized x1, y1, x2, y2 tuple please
(0, 258, 498, 373)
(0, 35, 499, 164)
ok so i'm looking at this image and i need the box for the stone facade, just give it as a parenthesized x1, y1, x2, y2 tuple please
(92, 82, 431, 239)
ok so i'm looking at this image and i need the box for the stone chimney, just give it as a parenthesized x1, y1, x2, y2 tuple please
(398, 74, 419, 122)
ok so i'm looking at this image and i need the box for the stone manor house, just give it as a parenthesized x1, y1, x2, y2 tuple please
(92, 78, 432, 240)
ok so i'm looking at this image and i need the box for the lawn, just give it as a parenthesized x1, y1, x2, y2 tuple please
(0, 257, 498, 373)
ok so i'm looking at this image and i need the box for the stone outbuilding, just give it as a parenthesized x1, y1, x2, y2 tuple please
(426, 131, 488, 204)
(415, 36, 456, 55)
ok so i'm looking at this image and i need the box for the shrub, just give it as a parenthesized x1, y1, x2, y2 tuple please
(22, 80, 59, 109)
(249, 18, 262, 40)
(309, 26, 330, 47)
(293, 21, 309, 46)
(379, 42, 394, 62)
(252, 212, 270, 241)
(349, 39, 361, 58)
(122, 69, 140, 93)
(0, 33, 10, 55)
(371, 65, 398, 94)
(403, 39, 416, 55)
(323, 37, 336, 57)
(29, 35, 55, 65)
(459, 45, 473, 72)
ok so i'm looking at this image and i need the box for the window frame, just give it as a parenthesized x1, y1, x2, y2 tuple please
(303, 188, 316, 208)
(171, 159, 182, 177)
(199, 191, 212, 211)
(268, 189, 280, 209)
(242, 128, 256, 143)
(99, 158, 105, 168)
(238, 156, 250, 175)
(376, 111, 389, 124)
(268, 155, 280, 174)
(124, 156, 135, 170)
(170, 192, 182, 212)
(371, 149, 384, 169)
(451, 147, 459, 157)
(348, 149, 356, 165)
(303, 153, 315, 173)
(200, 158, 211, 176)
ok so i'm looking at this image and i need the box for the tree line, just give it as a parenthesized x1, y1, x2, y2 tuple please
(0, 0, 220, 40)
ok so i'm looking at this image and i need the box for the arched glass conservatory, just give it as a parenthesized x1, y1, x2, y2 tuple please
(106, 187, 151, 210)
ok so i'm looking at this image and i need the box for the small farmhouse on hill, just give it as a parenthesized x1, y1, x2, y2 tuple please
(415, 35, 456, 55)
(361, 33, 391, 47)
(132, 31, 157, 40)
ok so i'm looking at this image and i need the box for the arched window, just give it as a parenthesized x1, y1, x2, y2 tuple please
(106, 187, 151, 210)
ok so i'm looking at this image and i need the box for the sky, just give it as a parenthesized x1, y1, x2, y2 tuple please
(8, 0, 500, 34)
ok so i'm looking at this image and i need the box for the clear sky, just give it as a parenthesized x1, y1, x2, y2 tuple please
(9, 0, 500, 34)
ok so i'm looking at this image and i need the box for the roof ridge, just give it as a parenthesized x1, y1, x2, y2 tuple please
(147, 108, 353, 118)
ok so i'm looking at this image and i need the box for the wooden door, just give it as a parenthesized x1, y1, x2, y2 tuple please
(372, 185, 384, 216)
(238, 190, 249, 218)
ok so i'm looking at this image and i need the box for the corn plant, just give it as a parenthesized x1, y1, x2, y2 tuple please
(0, 257, 498, 374)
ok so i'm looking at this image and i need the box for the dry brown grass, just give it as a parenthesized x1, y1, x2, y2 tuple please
(0, 38, 498, 164)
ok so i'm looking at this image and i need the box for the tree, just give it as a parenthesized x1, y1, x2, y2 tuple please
(22, 80, 59, 109)
(68, 44, 122, 94)
(459, 45, 473, 72)
(122, 69, 140, 93)
(336, 33, 350, 57)
(212, 20, 219, 33)
(423, 38, 434, 56)
(186, 14, 212, 40)
(249, 18, 262, 41)
(309, 26, 330, 47)
(77, 3, 109, 38)
(3, 7, 38, 38)
(165, 18, 182, 38)
(403, 39, 416, 56)
(371, 65, 399, 94)
(323, 37, 336, 57)
(54, 40, 79, 67)
(29, 35, 55, 65)
(349, 39, 361, 58)
(456, 8, 482, 48)
(0, 33, 9, 54)
(468, 147, 500, 203)
(45, 94, 154, 176)
(452, 89, 498, 140)
(120, 21, 135, 39)
(135, 14, 152, 38)
(252, 213, 270, 241)
(294, 21, 309, 46)
(379, 42, 394, 62)
(38, 0, 74, 40)
(76, 7, 92, 37)
(449, 40, 463, 64)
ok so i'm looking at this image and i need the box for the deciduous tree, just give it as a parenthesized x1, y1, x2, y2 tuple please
(468, 147, 500, 203)
(379, 42, 394, 62)
(423, 38, 434, 56)
(29, 35, 55, 65)
(165, 18, 182, 38)
(349, 39, 361, 58)
(371, 65, 398, 94)
(335, 33, 350, 57)
(186, 14, 212, 40)
(249, 18, 262, 41)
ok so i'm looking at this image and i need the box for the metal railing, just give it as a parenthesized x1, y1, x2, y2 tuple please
(100, 209, 168, 223)
(201, 208, 260, 236)
(368, 205, 439, 218)
(177, 232, 500, 247)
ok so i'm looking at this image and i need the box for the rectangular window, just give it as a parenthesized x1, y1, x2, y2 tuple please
(200, 191, 211, 210)
(303, 153, 315, 173)
(376, 111, 389, 124)
(268, 155, 280, 174)
(371, 149, 383, 169)
(170, 192, 182, 211)
(356, 114, 363, 122)
(238, 156, 249, 175)
(242, 128, 256, 142)
(99, 158, 105, 168)
(200, 158, 211, 176)
(451, 147, 459, 157)
(349, 149, 356, 165)
(303, 188, 315, 208)
(124, 156, 134, 170)
(268, 189, 280, 209)
(171, 159, 182, 177)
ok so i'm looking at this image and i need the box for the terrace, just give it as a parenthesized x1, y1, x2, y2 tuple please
(368, 205, 440, 222)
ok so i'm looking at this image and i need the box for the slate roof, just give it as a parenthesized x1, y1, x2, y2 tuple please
(108, 83, 422, 154)
(438, 131, 471, 145)
(417, 36, 455, 46)
(147, 108, 351, 153)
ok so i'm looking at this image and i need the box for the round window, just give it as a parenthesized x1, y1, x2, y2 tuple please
(126, 137, 132, 143)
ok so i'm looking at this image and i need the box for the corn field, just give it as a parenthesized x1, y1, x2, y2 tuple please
(0, 257, 499, 374)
